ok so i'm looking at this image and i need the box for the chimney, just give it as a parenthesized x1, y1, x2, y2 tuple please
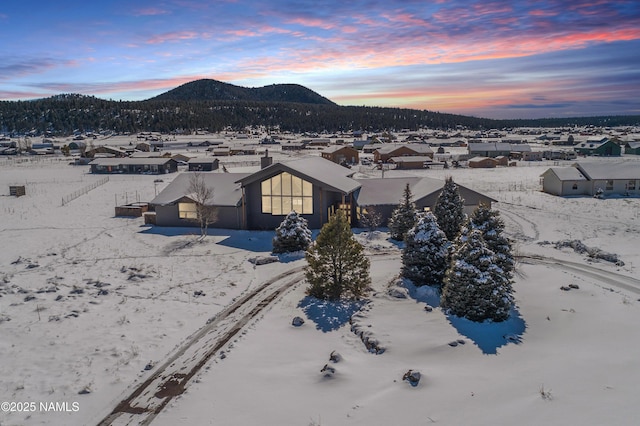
(261, 149, 273, 169)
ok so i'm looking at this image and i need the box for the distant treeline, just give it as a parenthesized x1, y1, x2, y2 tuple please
(1, 94, 638, 136)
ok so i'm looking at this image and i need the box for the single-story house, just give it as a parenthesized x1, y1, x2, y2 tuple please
(467, 143, 511, 158)
(321, 145, 359, 165)
(388, 156, 433, 169)
(373, 144, 434, 163)
(522, 151, 543, 161)
(541, 161, 639, 196)
(354, 177, 496, 226)
(540, 167, 590, 196)
(89, 158, 178, 174)
(573, 138, 621, 156)
(468, 157, 497, 168)
(281, 142, 305, 151)
(84, 145, 128, 158)
(624, 142, 640, 155)
(188, 157, 220, 172)
(149, 157, 497, 230)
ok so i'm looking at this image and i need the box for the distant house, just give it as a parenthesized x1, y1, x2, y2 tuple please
(84, 145, 128, 158)
(573, 138, 621, 156)
(321, 145, 359, 165)
(89, 158, 178, 174)
(624, 142, 640, 155)
(541, 161, 639, 196)
(468, 157, 497, 168)
(540, 167, 590, 196)
(522, 151, 543, 161)
(281, 142, 305, 151)
(388, 156, 434, 169)
(150, 157, 496, 230)
(373, 144, 434, 163)
(467, 143, 511, 158)
(188, 157, 219, 172)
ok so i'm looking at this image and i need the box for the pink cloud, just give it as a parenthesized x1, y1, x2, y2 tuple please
(145, 31, 203, 44)
(284, 16, 336, 30)
(132, 8, 170, 16)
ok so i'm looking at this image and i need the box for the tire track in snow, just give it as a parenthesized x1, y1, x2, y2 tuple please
(95, 265, 306, 426)
(520, 254, 640, 295)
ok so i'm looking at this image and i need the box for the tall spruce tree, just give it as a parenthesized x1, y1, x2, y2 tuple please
(469, 203, 514, 283)
(272, 210, 312, 254)
(305, 211, 371, 300)
(433, 177, 466, 241)
(441, 228, 514, 322)
(401, 212, 450, 287)
(388, 183, 418, 241)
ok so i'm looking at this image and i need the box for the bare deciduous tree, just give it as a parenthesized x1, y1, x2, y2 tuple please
(187, 172, 218, 240)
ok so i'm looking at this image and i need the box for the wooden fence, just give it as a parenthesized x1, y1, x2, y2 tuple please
(61, 176, 109, 206)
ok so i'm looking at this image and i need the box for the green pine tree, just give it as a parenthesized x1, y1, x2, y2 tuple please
(272, 210, 312, 254)
(388, 183, 417, 241)
(469, 203, 515, 283)
(441, 228, 514, 322)
(401, 212, 450, 287)
(434, 177, 466, 241)
(305, 211, 371, 300)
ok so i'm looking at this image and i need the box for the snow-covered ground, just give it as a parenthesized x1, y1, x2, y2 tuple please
(1, 153, 639, 426)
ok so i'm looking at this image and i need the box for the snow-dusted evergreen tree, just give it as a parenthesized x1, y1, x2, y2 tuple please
(469, 203, 514, 283)
(305, 211, 370, 300)
(433, 177, 466, 241)
(401, 212, 450, 287)
(440, 228, 514, 322)
(388, 183, 417, 241)
(272, 211, 312, 254)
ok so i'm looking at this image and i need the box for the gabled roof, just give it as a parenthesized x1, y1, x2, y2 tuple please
(188, 157, 219, 164)
(236, 157, 361, 195)
(468, 142, 511, 152)
(625, 141, 640, 149)
(374, 143, 433, 155)
(542, 167, 587, 181)
(575, 139, 611, 149)
(388, 156, 433, 163)
(321, 145, 357, 154)
(354, 176, 496, 206)
(89, 157, 175, 166)
(575, 161, 640, 180)
(151, 172, 250, 207)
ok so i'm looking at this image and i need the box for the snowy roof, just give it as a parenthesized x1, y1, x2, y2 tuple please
(354, 176, 496, 206)
(543, 167, 587, 181)
(188, 157, 219, 164)
(151, 172, 250, 207)
(321, 145, 356, 154)
(237, 157, 360, 195)
(374, 144, 433, 155)
(575, 162, 640, 180)
(89, 157, 175, 166)
(468, 142, 511, 152)
(388, 156, 434, 163)
(354, 177, 422, 206)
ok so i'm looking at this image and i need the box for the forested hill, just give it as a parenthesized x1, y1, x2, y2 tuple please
(0, 81, 638, 136)
(149, 79, 336, 105)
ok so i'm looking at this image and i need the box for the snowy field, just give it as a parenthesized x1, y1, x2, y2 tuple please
(1, 152, 640, 426)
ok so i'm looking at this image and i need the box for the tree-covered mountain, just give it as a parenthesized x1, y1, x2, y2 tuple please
(149, 79, 336, 105)
(0, 80, 638, 136)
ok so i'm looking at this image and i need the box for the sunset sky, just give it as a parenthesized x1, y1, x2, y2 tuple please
(2, 0, 639, 119)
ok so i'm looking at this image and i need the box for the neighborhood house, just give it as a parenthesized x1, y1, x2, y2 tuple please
(541, 161, 639, 196)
